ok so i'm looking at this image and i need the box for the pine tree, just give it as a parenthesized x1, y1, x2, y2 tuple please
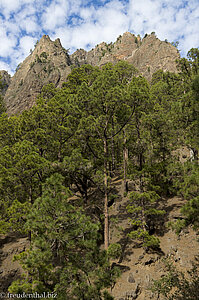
(9, 174, 120, 299)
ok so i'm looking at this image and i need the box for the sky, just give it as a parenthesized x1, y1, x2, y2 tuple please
(0, 0, 198, 75)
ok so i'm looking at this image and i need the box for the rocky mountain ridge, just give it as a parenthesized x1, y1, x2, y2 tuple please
(1, 32, 180, 115)
(3, 35, 72, 115)
(71, 32, 179, 78)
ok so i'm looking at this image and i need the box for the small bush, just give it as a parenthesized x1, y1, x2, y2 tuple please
(107, 243, 122, 259)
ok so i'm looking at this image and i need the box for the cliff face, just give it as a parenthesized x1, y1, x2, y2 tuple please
(4, 35, 72, 115)
(127, 33, 179, 78)
(71, 32, 179, 79)
(70, 32, 140, 67)
(2, 32, 180, 115)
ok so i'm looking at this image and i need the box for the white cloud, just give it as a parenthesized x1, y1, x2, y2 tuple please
(19, 16, 39, 34)
(128, 0, 199, 55)
(0, 0, 21, 18)
(79, 6, 95, 20)
(0, 25, 17, 57)
(42, 0, 70, 31)
(0, 61, 12, 74)
(0, 0, 33, 14)
(52, 0, 129, 52)
(10, 36, 37, 69)
(0, 0, 198, 74)
(19, 36, 37, 54)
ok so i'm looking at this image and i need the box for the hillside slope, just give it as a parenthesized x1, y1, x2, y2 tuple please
(108, 180, 199, 299)
(0, 180, 198, 300)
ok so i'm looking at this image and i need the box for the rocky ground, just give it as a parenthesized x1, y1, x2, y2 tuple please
(0, 234, 29, 296)
(108, 179, 199, 299)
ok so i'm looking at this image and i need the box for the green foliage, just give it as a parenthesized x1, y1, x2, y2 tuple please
(1, 54, 199, 295)
(127, 191, 164, 248)
(102, 49, 106, 57)
(107, 243, 122, 259)
(171, 41, 179, 48)
(103, 291, 114, 300)
(35, 54, 42, 63)
(168, 162, 199, 234)
(40, 51, 48, 59)
(171, 163, 199, 231)
(168, 219, 186, 235)
(180, 163, 199, 200)
(128, 228, 160, 248)
(63, 64, 100, 93)
(181, 195, 199, 230)
(10, 173, 119, 299)
(187, 48, 199, 75)
(8, 277, 37, 294)
(0, 199, 31, 234)
(63, 148, 94, 201)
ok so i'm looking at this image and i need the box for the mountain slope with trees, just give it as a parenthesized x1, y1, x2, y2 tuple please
(0, 41, 198, 299)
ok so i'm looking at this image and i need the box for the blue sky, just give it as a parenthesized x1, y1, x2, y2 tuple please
(0, 0, 198, 75)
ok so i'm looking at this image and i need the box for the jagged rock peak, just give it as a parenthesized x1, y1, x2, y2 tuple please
(33, 35, 66, 56)
(39, 34, 51, 41)
(54, 38, 62, 47)
(70, 31, 179, 79)
(35, 34, 62, 47)
(4, 35, 72, 115)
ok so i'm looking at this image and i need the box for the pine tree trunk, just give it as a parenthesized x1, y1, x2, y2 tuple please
(104, 138, 109, 250)
(140, 176, 147, 232)
(111, 117, 116, 175)
(123, 130, 128, 195)
(29, 186, 33, 241)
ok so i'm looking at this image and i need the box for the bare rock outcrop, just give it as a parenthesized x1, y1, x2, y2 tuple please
(71, 32, 180, 80)
(4, 35, 72, 115)
(0, 235, 29, 297)
(128, 33, 180, 79)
